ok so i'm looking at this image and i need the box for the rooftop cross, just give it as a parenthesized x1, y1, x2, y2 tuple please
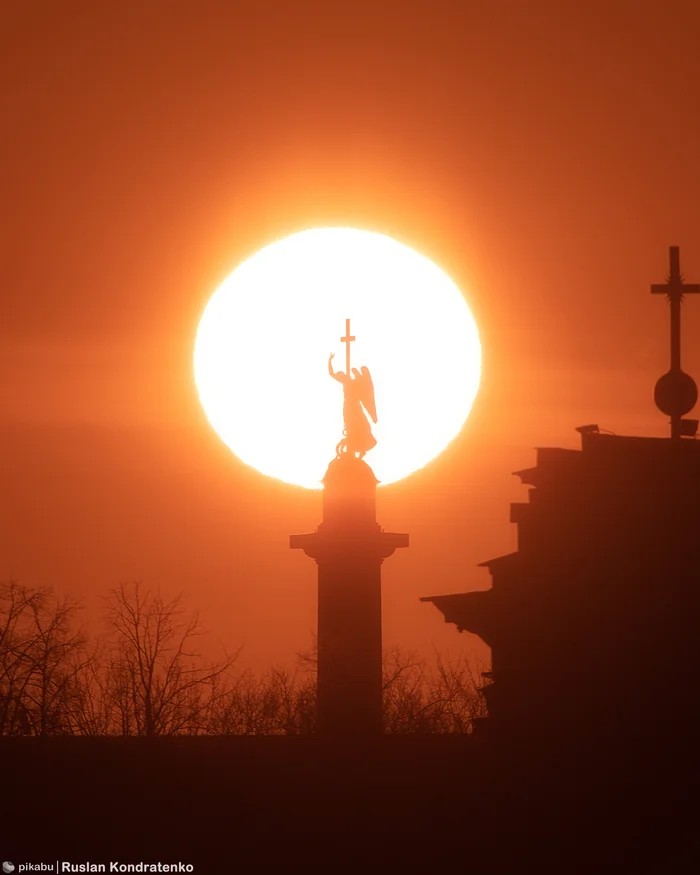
(340, 318, 355, 378)
(651, 246, 700, 437)
(651, 246, 700, 371)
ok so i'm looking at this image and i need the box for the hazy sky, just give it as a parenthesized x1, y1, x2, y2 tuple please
(2, 0, 700, 668)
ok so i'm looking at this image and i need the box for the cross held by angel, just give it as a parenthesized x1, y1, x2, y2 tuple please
(329, 319, 377, 459)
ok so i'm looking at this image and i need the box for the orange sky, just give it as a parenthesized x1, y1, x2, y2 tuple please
(2, 0, 700, 670)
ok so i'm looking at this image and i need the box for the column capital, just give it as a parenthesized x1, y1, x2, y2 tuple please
(290, 529, 409, 563)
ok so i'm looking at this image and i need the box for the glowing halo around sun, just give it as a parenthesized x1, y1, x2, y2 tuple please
(194, 228, 481, 489)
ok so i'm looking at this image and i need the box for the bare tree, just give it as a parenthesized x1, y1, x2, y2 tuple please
(0, 579, 39, 735)
(382, 645, 435, 733)
(22, 591, 87, 735)
(65, 642, 118, 736)
(0, 580, 87, 735)
(203, 666, 316, 735)
(101, 582, 237, 736)
(385, 647, 490, 733)
(427, 650, 489, 732)
(263, 666, 316, 735)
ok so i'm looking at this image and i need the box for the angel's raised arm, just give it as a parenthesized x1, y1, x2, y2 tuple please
(328, 352, 344, 382)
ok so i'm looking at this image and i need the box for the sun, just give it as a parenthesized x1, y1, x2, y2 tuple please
(194, 228, 481, 489)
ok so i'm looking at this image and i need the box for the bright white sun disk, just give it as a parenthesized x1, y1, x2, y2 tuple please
(194, 228, 481, 489)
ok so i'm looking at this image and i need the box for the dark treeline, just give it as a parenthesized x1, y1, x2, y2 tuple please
(0, 579, 487, 736)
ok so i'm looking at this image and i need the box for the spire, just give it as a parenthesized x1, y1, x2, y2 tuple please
(651, 246, 699, 437)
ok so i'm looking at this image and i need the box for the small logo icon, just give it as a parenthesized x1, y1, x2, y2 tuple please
(3, 863, 15, 873)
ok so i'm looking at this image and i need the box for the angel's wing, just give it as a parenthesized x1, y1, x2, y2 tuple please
(358, 367, 377, 423)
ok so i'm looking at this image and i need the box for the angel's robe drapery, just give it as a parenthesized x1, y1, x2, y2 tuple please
(340, 369, 377, 456)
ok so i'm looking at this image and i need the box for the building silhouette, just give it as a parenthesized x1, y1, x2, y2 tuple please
(291, 454, 408, 735)
(423, 430, 700, 748)
(422, 247, 700, 755)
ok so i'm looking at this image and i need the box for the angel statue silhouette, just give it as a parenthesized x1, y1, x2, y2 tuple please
(328, 319, 377, 459)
